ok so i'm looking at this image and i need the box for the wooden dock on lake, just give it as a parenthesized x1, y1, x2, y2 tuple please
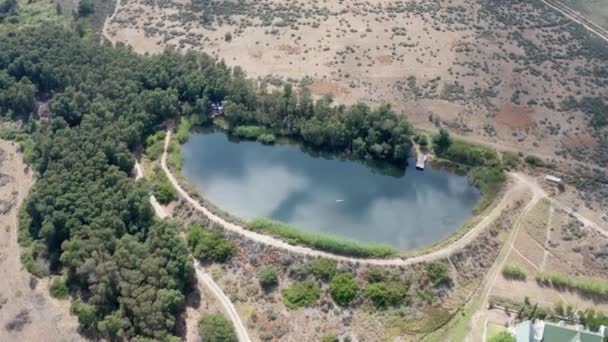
(416, 153, 427, 170)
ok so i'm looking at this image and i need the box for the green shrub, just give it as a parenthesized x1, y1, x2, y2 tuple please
(282, 280, 321, 309)
(150, 166, 177, 204)
(489, 331, 515, 342)
(145, 139, 165, 160)
(365, 281, 408, 307)
(234, 125, 266, 139)
(502, 264, 527, 281)
(198, 314, 237, 342)
(310, 258, 337, 281)
(554, 300, 564, 316)
(440, 140, 500, 167)
(49, 277, 69, 299)
(256, 133, 276, 144)
(428, 261, 452, 287)
(247, 218, 397, 258)
(145, 130, 166, 148)
(468, 166, 507, 212)
(257, 266, 278, 288)
(175, 116, 193, 144)
(365, 266, 396, 283)
(168, 141, 184, 170)
(321, 335, 339, 342)
(501, 152, 520, 170)
(330, 273, 358, 306)
(524, 155, 544, 167)
(187, 225, 236, 263)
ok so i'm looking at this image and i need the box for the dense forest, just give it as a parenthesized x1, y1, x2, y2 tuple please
(0, 18, 417, 339)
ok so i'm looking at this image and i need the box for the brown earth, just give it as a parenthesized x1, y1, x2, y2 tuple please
(0, 140, 81, 342)
(495, 104, 535, 129)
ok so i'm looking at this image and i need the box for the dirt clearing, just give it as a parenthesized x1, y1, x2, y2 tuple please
(0, 140, 80, 342)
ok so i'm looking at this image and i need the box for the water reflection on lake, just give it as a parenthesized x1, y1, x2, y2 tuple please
(181, 131, 480, 250)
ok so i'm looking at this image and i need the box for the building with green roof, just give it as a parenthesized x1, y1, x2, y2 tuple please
(513, 320, 606, 342)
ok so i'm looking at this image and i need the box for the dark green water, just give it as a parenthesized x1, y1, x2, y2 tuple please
(181, 131, 481, 250)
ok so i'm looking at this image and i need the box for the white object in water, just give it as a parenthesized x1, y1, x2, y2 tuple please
(335, 199, 344, 203)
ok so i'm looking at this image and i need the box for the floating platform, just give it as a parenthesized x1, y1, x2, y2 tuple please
(416, 153, 427, 170)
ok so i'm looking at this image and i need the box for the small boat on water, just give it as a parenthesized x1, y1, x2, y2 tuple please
(335, 199, 344, 203)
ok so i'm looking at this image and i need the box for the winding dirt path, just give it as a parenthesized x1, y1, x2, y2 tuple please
(135, 160, 251, 342)
(193, 261, 251, 342)
(101, 0, 120, 45)
(161, 130, 529, 266)
(540, 0, 608, 44)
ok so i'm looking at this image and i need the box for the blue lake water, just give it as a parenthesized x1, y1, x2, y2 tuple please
(181, 131, 481, 250)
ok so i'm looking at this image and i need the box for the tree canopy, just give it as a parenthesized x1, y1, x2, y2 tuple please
(0, 23, 419, 339)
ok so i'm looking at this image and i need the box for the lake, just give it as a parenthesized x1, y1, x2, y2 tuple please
(181, 131, 481, 251)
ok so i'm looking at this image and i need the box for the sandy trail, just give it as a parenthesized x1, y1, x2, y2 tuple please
(193, 261, 251, 342)
(0, 140, 81, 341)
(135, 160, 251, 342)
(161, 130, 532, 266)
(101, 0, 120, 44)
(540, 0, 608, 44)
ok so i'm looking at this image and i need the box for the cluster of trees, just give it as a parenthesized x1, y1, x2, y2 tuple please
(432, 128, 507, 211)
(198, 314, 237, 342)
(0, 21, 465, 339)
(187, 225, 237, 263)
(0, 70, 36, 118)
(226, 98, 415, 163)
(0, 26, 218, 339)
(0, 0, 17, 21)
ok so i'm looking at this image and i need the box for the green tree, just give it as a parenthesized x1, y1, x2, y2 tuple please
(329, 273, 358, 306)
(187, 225, 236, 262)
(77, 0, 94, 17)
(198, 314, 237, 342)
(97, 312, 131, 340)
(432, 128, 452, 154)
(0, 0, 17, 14)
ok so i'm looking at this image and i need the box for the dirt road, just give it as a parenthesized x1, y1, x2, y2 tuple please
(540, 0, 608, 44)
(193, 261, 251, 342)
(0, 140, 81, 341)
(161, 131, 531, 266)
(135, 160, 251, 342)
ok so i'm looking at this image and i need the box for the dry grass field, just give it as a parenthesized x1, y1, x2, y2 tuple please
(0, 140, 81, 342)
(104, 0, 608, 167)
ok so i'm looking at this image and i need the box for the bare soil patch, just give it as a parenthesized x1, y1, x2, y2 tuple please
(495, 104, 535, 129)
(310, 79, 349, 97)
(103, 0, 608, 166)
(0, 140, 81, 342)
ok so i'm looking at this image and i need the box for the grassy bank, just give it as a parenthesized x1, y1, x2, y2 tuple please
(247, 218, 397, 258)
(432, 132, 508, 213)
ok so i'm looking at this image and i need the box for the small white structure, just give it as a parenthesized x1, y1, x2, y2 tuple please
(545, 175, 562, 184)
(416, 154, 427, 170)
